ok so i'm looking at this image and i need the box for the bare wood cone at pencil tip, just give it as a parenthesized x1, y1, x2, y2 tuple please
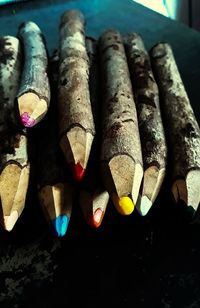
(0, 36, 22, 147)
(124, 33, 167, 216)
(58, 10, 95, 182)
(37, 53, 74, 237)
(0, 132, 30, 231)
(99, 30, 143, 215)
(0, 36, 30, 232)
(80, 37, 109, 228)
(150, 43, 200, 212)
(17, 21, 50, 127)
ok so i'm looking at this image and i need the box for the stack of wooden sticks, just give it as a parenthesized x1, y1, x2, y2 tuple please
(0, 9, 200, 236)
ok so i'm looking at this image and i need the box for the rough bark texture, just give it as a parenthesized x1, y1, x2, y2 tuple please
(17, 21, 50, 104)
(81, 37, 102, 192)
(0, 36, 22, 147)
(85, 36, 100, 126)
(99, 30, 142, 165)
(37, 55, 70, 188)
(0, 131, 29, 170)
(150, 43, 200, 178)
(125, 33, 167, 170)
(58, 10, 95, 137)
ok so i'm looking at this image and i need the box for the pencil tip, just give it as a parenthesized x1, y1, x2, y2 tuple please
(4, 211, 19, 231)
(20, 112, 36, 127)
(71, 162, 85, 181)
(136, 195, 152, 216)
(92, 208, 104, 228)
(51, 215, 69, 237)
(112, 194, 134, 215)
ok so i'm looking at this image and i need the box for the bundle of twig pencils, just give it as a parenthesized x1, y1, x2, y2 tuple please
(0, 9, 199, 236)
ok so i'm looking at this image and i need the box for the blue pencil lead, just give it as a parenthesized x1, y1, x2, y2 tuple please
(51, 215, 69, 237)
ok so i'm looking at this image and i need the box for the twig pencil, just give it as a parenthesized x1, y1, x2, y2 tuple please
(37, 53, 74, 237)
(99, 30, 143, 215)
(0, 36, 22, 147)
(0, 131, 30, 231)
(0, 35, 30, 231)
(79, 37, 109, 228)
(58, 10, 95, 182)
(124, 33, 167, 216)
(150, 43, 200, 212)
(17, 21, 50, 127)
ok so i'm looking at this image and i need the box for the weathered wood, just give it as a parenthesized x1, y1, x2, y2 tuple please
(58, 10, 95, 181)
(0, 130, 30, 231)
(37, 53, 74, 237)
(124, 33, 167, 216)
(0, 35, 29, 231)
(79, 37, 109, 228)
(150, 42, 200, 211)
(99, 29, 143, 215)
(0, 36, 22, 149)
(17, 21, 50, 127)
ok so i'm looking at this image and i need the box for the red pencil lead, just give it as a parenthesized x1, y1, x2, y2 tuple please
(92, 208, 104, 228)
(71, 162, 85, 182)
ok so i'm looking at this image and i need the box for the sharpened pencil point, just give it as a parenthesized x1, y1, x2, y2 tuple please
(136, 195, 152, 216)
(92, 208, 104, 228)
(20, 112, 36, 127)
(51, 215, 69, 237)
(112, 194, 134, 215)
(4, 211, 19, 232)
(71, 162, 85, 181)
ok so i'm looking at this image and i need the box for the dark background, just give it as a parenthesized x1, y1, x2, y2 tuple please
(0, 1, 200, 307)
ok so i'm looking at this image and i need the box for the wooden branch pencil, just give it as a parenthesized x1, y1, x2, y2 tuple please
(150, 43, 200, 212)
(0, 36, 22, 148)
(99, 29, 143, 215)
(0, 35, 30, 232)
(17, 21, 50, 127)
(124, 33, 167, 216)
(37, 53, 74, 237)
(58, 10, 95, 182)
(79, 37, 109, 228)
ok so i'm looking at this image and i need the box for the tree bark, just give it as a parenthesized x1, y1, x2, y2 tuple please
(125, 33, 167, 170)
(18, 21, 50, 104)
(0, 36, 22, 149)
(150, 43, 200, 179)
(58, 10, 95, 136)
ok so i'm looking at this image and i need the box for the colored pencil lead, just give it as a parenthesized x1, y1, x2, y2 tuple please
(136, 195, 152, 216)
(112, 194, 134, 215)
(92, 208, 104, 228)
(20, 112, 36, 127)
(71, 162, 85, 182)
(51, 214, 70, 237)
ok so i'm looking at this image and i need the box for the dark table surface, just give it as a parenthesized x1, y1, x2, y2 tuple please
(0, 1, 200, 308)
